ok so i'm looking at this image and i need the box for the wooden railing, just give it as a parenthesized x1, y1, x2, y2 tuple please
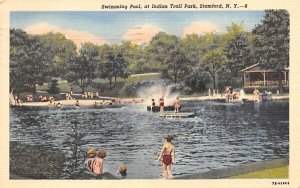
(245, 80, 289, 87)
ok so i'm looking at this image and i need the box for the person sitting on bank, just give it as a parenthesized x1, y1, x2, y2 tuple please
(253, 88, 260, 101)
(91, 149, 107, 176)
(156, 135, 176, 179)
(86, 147, 97, 172)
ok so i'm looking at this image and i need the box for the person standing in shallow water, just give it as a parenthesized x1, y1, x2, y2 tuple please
(173, 97, 180, 113)
(151, 98, 156, 112)
(159, 97, 164, 114)
(156, 135, 176, 179)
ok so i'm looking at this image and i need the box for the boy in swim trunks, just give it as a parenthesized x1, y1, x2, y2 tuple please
(156, 135, 176, 179)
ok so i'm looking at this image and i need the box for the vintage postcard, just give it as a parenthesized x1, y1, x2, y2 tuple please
(0, 0, 299, 188)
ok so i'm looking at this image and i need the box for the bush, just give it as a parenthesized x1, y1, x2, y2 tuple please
(120, 81, 155, 97)
(47, 79, 60, 96)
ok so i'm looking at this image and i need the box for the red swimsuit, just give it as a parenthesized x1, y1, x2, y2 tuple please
(162, 155, 172, 165)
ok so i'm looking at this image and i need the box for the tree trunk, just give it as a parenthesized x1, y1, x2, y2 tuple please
(80, 78, 85, 94)
(279, 70, 283, 93)
(109, 78, 112, 88)
(33, 84, 37, 95)
(213, 72, 216, 89)
(114, 76, 117, 84)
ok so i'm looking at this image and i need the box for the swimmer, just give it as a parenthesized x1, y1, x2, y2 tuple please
(75, 100, 80, 107)
(56, 102, 62, 108)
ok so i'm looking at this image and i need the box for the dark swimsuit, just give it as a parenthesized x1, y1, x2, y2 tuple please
(159, 101, 164, 107)
(162, 155, 172, 165)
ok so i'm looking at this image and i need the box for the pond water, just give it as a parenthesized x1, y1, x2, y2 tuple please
(10, 100, 289, 179)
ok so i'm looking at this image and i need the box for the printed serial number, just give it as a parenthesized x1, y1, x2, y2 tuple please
(272, 182, 289, 185)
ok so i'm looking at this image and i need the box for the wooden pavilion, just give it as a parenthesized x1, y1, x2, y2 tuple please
(241, 63, 289, 88)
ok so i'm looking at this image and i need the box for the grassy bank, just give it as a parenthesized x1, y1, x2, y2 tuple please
(10, 141, 65, 179)
(230, 166, 288, 179)
(36, 73, 161, 97)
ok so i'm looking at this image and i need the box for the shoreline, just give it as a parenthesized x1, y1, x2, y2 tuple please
(14, 94, 289, 107)
(174, 158, 288, 179)
(10, 141, 288, 180)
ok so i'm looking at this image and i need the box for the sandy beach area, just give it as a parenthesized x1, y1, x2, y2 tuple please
(18, 94, 289, 107)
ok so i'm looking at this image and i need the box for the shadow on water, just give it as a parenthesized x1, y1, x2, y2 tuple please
(10, 101, 289, 179)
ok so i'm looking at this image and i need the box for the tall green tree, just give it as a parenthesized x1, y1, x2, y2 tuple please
(162, 49, 192, 84)
(145, 32, 178, 71)
(179, 34, 204, 66)
(66, 43, 99, 93)
(118, 41, 144, 73)
(40, 32, 77, 78)
(224, 33, 253, 78)
(10, 29, 54, 94)
(10, 29, 29, 94)
(99, 50, 115, 87)
(252, 9, 289, 69)
(114, 52, 130, 83)
(201, 49, 226, 89)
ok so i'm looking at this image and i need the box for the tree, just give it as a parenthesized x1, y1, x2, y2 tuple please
(184, 66, 210, 93)
(252, 10, 289, 92)
(66, 43, 99, 93)
(179, 34, 204, 67)
(145, 32, 178, 71)
(99, 50, 115, 87)
(162, 49, 192, 84)
(201, 49, 226, 89)
(10, 29, 30, 94)
(252, 9, 289, 70)
(114, 52, 130, 83)
(223, 33, 254, 86)
(118, 41, 144, 73)
(40, 32, 77, 78)
(10, 29, 54, 94)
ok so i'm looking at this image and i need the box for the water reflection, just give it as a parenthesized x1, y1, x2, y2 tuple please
(10, 101, 289, 179)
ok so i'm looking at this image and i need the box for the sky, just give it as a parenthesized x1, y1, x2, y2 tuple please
(10, 11, 265, 47)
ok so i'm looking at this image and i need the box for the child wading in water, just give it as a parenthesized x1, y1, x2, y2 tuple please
(156, 135, 176, 179)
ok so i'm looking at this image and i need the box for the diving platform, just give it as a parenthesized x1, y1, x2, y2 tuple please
(159, 112, 195, 118)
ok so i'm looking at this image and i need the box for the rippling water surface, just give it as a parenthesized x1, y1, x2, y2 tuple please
(10, 100, 289, 179)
